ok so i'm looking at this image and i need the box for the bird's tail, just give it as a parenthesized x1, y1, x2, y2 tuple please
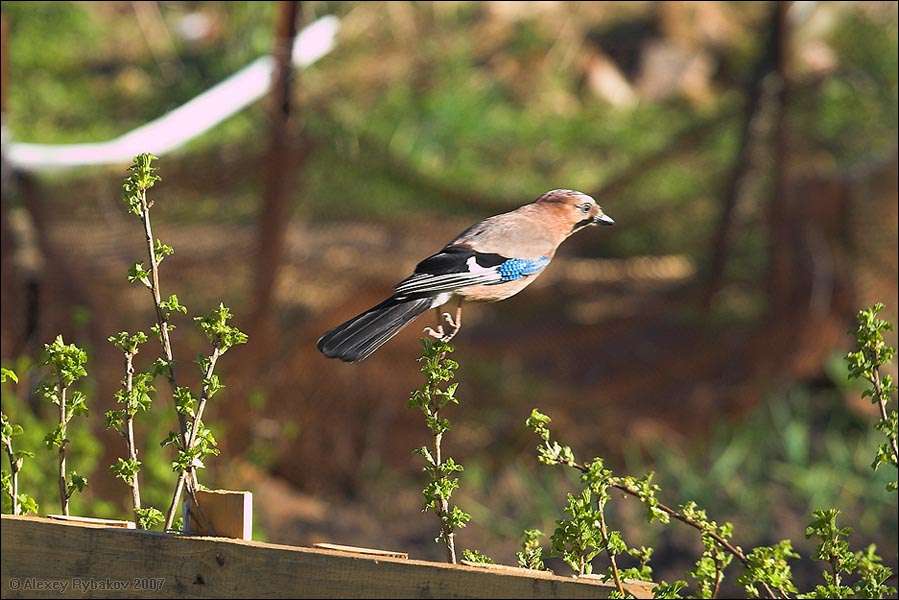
(317, 296, 434, 363)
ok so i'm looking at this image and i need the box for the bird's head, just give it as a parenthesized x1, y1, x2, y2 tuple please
(535, 189, 614, 234)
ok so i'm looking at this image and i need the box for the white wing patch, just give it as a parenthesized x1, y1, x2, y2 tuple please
(394, 256, 503, 296)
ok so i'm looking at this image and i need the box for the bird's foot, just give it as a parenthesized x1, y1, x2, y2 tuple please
(443, 311, 459, 330)
(440, 311, 462, 342)
(426, 303, 462, 341)
(424, 325, 446, 339)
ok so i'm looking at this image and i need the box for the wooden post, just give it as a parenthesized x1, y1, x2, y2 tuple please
(250, 1, 302, 343)
(1, 14, 8, 113)
(183, 489, 253, 540)
(702, 2, 789, 309)
(766, 1, 792, 316)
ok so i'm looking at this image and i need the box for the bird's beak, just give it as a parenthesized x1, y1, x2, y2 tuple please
(594, 214, 615, 226)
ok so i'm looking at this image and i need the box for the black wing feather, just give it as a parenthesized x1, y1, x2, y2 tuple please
(395, 245, 511, 296)
(413, 245, 507, 275)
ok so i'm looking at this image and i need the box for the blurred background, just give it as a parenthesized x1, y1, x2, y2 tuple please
(1, 0, 897, 590)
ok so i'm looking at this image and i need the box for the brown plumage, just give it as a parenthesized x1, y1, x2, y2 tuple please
(318, 189, 614, 362)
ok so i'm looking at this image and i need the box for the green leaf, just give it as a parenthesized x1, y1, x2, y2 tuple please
(737, 540, 798, 598)
(159, 294, 187, 319)
(135, 507, 165, 530)
(194, 304, 248, 352)
(127, 263, 152, 288)
(66, 472, 89, 498)
(108, 331, 148, 354)
(18, 494, 39, 516)
(516, 529, 547, 571)
(154, 239, 174, 264)
(121, 153, 161, 216)
(104, 409, 124, 431)
(110, 457, 141, 485)
(41, 335, 89, 387)
(461, 549, 494, 564)
(0, 367, 18, 384)
(44, 425, 65, 449)
(652, 580, 688, 599)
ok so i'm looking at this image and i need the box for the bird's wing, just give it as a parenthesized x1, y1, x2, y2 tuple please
(394, 245, 550, 296)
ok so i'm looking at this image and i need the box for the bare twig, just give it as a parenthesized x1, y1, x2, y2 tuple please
(57, 382, 68, 515)
(829, 555, 842, 591)
(139, 191, 185, 444)
(432, 414, 457, 564)
(2, 433, 20, 515)
(712, 564, 722, 598)
(596, 501, 626, 596)
(872, 369, 899, 465)
(428, 343, 456, 563)
(138, 188, 202, 494)
(163, 346, 221, 530)
(121, 351, 142, 517)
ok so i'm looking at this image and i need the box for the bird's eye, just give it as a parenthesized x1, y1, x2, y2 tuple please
(579, 203, 591, 213)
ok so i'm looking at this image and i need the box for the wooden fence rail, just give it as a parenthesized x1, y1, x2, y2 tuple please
(0, 515, 652, 599)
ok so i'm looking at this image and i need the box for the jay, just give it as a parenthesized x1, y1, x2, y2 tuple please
(317, 189, 614, 362)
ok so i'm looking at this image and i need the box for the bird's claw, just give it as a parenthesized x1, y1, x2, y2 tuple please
(440, 311, 462, 341)
(424, 326, 445, 339)
(425, 303, 463, 342)
(443, 312, 459, 330)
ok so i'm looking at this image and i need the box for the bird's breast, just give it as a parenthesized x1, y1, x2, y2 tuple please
(455, 275, 542, 303)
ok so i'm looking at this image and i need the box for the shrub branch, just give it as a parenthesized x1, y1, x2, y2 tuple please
(847, 303, 898, 491)
(1, 383, 36, 516)
(527, 409, 783, 599)
(409, 338, 470, 563)
(122, 154, 194, 491)
(40, 336, 88, 516)
(163, 347, 220, 530)
(163, 305, 245, 531)
(106, 332, 163, 529)
(124, 349, 141, 513)
(870, 367, 898, 470)
(1, 422, 20, 515)
(589, 461, 779, 598)
(596, 501, 626, 596)
(141, 197, 185, 439)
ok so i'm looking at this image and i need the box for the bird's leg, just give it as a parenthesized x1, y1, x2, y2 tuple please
(424, 307, 446, 339)
(424, 301, 463, 341)
(441, 299, 463, 341)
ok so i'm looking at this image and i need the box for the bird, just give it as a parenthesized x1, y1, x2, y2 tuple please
(317, 189, 614, 362)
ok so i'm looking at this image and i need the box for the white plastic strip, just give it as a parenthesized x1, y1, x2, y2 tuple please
(4, 16, 339, 171)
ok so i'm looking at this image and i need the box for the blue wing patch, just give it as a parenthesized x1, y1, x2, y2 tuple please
(497, 256, 550, 281)
(395, 252, 550, 295)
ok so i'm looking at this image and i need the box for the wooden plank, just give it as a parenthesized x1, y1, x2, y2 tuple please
(460, 560, 550, 576)
(463, 565, 653, 598)
(578, 574, 655, 598)
(47, 515, 135, 529)
(313, 543, 408, 560)
(183, 489, 252, 540)
(1, 515, 619, 599)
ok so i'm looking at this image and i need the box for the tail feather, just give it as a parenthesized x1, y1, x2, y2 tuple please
(317, 297, 433, 362)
